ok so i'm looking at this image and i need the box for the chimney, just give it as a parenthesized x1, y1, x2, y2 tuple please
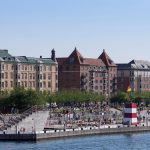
(40, 56, 42, 58)
(51, 48, 56, 62)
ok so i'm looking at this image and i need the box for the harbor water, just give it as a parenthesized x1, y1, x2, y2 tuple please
(0, 132, 150, 150)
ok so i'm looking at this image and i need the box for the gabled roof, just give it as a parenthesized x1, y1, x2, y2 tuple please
(68, 47, 85, 64)
(57, 48, 110, 67)
(84, 58, 105, 66)
(98, 49, 116, 67)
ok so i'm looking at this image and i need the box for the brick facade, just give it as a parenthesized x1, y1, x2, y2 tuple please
(57, 48, 117, 96)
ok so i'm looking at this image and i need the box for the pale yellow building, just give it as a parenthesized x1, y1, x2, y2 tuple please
(0, 49, 58, 93)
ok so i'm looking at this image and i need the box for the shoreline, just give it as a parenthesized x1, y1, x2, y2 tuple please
(0, 126, 150, 141)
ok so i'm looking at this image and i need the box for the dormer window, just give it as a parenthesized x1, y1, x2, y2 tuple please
(69, 57, 74, 64)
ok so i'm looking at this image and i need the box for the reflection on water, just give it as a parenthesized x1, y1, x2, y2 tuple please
(0, 132, 150, 150)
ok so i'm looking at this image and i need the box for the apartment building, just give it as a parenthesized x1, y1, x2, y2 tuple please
(117, 60, 150, 93)
(57, 48, 117, 96)
(0, 49, 58, 93)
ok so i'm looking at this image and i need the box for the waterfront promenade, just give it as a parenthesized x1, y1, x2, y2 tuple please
(0, 124, 150, 141)
(0, 105, 150, 141)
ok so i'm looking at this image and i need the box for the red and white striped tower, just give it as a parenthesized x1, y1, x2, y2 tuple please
(123, 103, 137, 125)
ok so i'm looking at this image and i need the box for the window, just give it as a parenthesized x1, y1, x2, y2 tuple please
(43, 82, 46, 88)
(21, 73, 24, 79)
(1, 82, 4, 88)
(43, 66, 46, 71)
(48, 66, 51, 71)
(69, 57, 74, 64)
(95, 80, 98, 84)
(48, 73, 51, 80)
(48, 82, 51, 88)
(18, 74, 20, 79)
(40, 66, 42, 71)
(56, 83, 58, 88)
(29, 73, 32, 80)
(30, 65, 32, 71)
(1, 73, 4, 79)
(34, 65, 36, 71)
(25, 81, 27, 87)
(99, 73, 103, 77)
(5, 72, 8, 79)
(11, 81, 13, 87)
(33, 73, 35, 79)
(40, 82, 42, 88)
(95, 86, 98, 90)
(22, 65, 24, 70)
(56, 66, 58, 71)
(5, 81, 8, 87)
(29, 82, 32, 87)
(37, 66, 39, 71)
(25, 66, 27, 70)
(18, 65, 20, 71)
(1, 64, 4, 70)
(25, 73, 27, 79)
(11, 65, 14, 70)
(56, 74, 58, 80)
(100, 86, 102, 90)
(5, 64, 8, 70)
(33, 82, 35, 87)
(43, 73, 46, 80)
(40, 74, 42, 80)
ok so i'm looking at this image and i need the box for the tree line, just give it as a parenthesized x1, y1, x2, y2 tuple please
(0, 87, 105, 113)
(0, 87, 150, 113)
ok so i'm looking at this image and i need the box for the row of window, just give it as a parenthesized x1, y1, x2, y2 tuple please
(0, 73, 58, 80)
(0, 81, 55, 88)
(140, 84, 150, 89)
(90, 73, 108, 78)
(90, 85, 114, 90)
(0, 64, 55, 72)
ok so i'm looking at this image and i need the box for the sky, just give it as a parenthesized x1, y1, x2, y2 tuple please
(0, 0, 150, 63)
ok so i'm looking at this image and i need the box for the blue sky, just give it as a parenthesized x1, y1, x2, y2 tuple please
(0, 0, 150, 63)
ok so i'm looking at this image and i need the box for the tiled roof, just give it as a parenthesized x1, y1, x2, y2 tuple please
(16, 56, 56, 64)
(0, 49, 56, 64)
(118, 60, 150, 70)
(0, 50, 12, 57)
(40, 58, 56, 64)
(68, 47, 85, 64)
(98, 49, 116, 67)
(57, 48, 116, 67)
(84, 58, 105, 66)
(130, 60, 150, 69)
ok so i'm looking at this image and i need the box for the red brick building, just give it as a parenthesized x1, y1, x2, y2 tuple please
(57, 48, 117, 96)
